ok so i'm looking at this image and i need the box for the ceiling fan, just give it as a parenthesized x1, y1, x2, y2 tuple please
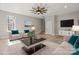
(30, 4, 47, 15)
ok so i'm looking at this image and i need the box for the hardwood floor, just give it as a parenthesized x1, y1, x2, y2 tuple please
(37, 34, 64, 44)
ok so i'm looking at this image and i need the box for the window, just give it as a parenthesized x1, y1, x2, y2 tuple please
(8, 16, 16, 31)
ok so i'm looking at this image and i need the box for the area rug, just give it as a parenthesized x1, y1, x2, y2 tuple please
(8, 40, 21, 46)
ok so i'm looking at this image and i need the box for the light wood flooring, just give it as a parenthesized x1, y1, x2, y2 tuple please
(37, 34, 64, 44)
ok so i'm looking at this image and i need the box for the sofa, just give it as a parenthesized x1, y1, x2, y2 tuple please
(22, 30, 29, 38)
(9, 30, 22, 41)
(53, 41, 75, 55)
(9, 29, 33, 41)
(53, 35, 79, 55)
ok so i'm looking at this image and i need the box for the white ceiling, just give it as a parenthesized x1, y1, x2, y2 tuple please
(0, 3, 79, 19)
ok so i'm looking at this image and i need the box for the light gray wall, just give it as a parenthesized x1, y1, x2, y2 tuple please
(45, 15, 56, 35)
(0, 10, 42, 39)
(45, 11, 79, 35)
(54, 15, 58, 35)
(41, 19, 45, 32)
(56, 11, 79, 34)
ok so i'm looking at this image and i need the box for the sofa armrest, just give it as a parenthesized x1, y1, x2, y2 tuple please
(71, 48, 79, 55)
(9, 32, 22, 40)
(52, 41, 75, 55)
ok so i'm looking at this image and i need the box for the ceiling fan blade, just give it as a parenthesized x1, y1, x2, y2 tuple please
(41, 7, 45, 10)
(43, 9, 47, 12)
(41, 12, 43, 14)
(32, 7, 37, 10)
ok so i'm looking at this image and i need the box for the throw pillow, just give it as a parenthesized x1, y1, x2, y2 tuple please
(11, 30, 19, 34)
(71, 48, 79, 55)
(67, 35, 78, 46)
(74, 37, 79, 49)
(24, 30, 29, 33)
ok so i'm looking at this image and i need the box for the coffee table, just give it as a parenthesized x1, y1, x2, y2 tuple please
(21, 37, 46, 55)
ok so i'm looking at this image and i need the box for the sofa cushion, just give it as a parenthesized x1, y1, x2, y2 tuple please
(59, 41, 75, 51)
(22, 33, 28, 37)
(53, 46, 73, 55)
(71, 48, 79, 55)
(67, 35, 78, 45)
(24, 30, 29, 33)
(52, 41, 75, 55)
(10, 34, 21, 40)
(11, 30, 19, 34)
(74, 37, 79, 49)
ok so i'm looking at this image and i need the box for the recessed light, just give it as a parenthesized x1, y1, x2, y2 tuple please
(64, 5, 68, 8)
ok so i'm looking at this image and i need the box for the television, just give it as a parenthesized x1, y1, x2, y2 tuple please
(61, 19, 74, 27)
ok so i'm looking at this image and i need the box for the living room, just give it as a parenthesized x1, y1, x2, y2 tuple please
(0, 3, 79, 55)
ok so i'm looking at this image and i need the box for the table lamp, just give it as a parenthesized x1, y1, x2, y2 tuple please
(31, 26, 35, 31)
(28, 26, 36, 44)
(72, 25, 79, 35)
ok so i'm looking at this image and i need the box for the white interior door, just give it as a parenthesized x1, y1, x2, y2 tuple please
(45, 19, 52, 34)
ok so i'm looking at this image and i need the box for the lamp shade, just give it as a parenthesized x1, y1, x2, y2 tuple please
(31, 26, 35, 30)
(72, 25, 79, 31)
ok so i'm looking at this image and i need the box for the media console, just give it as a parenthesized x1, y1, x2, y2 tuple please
(59, 30, 74, 36)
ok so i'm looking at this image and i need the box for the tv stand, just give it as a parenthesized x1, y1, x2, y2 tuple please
(58, 29, 74, 36)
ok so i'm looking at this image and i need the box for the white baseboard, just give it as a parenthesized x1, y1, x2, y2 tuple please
(0, 32, 9, 39)
(0, 36, 9, 39)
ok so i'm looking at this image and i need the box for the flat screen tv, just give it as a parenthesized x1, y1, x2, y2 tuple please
(61, 19, 74, 27)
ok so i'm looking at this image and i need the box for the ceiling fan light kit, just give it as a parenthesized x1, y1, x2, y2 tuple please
(31, 4, 47, 15)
